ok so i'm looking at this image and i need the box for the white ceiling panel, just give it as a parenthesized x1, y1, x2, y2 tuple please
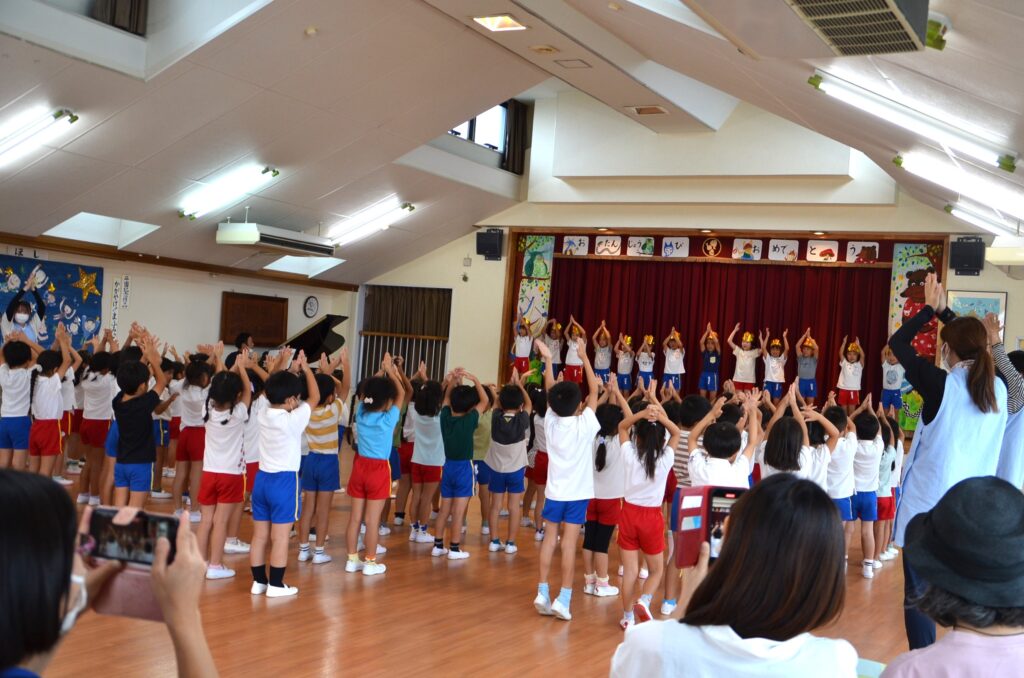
(0, 34, 74, 112)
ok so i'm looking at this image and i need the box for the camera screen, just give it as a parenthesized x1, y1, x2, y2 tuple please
(708, 491, 742, 560)
(90, 511, 175, 565)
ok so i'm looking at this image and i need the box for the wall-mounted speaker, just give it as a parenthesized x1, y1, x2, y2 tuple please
(950, 237, 985, 276)
(476, 229, 503, 261)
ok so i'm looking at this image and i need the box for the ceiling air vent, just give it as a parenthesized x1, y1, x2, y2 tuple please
(785, 0, 929, 56)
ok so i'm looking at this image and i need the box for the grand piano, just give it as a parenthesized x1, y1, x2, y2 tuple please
(280, 314, 347, 358)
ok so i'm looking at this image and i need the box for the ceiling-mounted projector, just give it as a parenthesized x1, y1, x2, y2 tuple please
(216, 222, 336, 257)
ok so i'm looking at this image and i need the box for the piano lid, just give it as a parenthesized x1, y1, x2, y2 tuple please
(280, 314, 347, 358)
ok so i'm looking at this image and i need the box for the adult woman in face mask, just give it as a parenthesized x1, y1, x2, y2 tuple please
(0, 470, 217, 678)
(4, 283, 46, 343)
(887, 272, 1009, 651)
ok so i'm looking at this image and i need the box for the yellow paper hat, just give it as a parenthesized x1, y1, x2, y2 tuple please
(643, 334, 654, 346)
(553, 322, 563, 331)
(707, 331, 718, 340)
(742, 331, 754, 343)
(623, 334, 632, 346)
(769, 338, 782, 348)
(670, 329, 681, 340)
(847, 342, 860, 353)
(802, 337, 817, 349)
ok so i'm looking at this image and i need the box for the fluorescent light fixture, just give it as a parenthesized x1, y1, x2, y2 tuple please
(43, 212, 159, 248)
(263, 255, 344, 278)
(178, 165, 279, 220)
(896, 153, 1024, 221)
(329, 196, 415, 248)
(811, 71, 1017, 172)
(946, 201, 1020, 236)
(473, 14, 527, 31)
(0, 107, 79, 167)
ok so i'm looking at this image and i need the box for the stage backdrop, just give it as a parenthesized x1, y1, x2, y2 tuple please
(547, 256, 893, 397)
(0, 254, 104, 348)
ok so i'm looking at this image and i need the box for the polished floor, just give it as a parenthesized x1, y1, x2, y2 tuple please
(49, 447, 913, 677)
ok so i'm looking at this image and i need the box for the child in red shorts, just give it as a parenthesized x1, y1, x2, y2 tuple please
(28, 328, 74, 477)
(583, 392, 625, 598)
(522, 386, 548, 538)
(836, 336, 865, 416)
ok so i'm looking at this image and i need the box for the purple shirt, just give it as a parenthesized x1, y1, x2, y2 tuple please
(881, 630, 1024, 678)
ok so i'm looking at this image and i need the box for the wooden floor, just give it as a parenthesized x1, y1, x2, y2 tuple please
(49, 446, 913, 677)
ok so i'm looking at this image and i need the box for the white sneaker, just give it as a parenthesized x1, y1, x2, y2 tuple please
(583, 579, 596, 595)
(205, 565, 235, 580)
(360, 523, 366, 535)
(66, 462, 81, 475)
(520, 517, 534, 528)
(150, 490, 172, 499)
(639, 567, 649, 580)
(879, 550, 897, 561)
(76, 493, 90, 504)
(224, 539, 251, 555)
(633, 599, 653, 623)
(862, 562, 875, 579)
(408, 529, 419, 542)
(447, 549, 470, 560)
(53, 475, 73, 486)
(266, 584, 298, 598)
(551, 599, 572, 621)
(871, 559, 883, 570)
(161, 467, 171, 477)
(88, 495, 100, 506)
(429, 511, 439, 520)
(362, 561, 386, 576)
(534, 593, 553, 616)
(488, 540, 504, 552)
(431, 546, 449, 557)
(165, 468, 176, 478)
(378, 524, 391, 536)
(415, 531, 436, 543)
(619, 613, 634, 631)
(594, 581, 619, 597)
(251, 582, 268, 595)
(189, 511, 202, 523)
(344, 559, 363, 573)
(312, 552, 332, 564)
(504, 543, 518, 554)
(660, 601, 677, 615)
(375, 544, 387, 556)
(481, 525, 491, 536)
(534, 529, 545, 542)
(298, 549, 311, 562)
(499, 509, 510, 517)
(393, 516, 404, 526)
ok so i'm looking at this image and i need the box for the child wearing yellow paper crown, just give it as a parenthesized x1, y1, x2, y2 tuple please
(837, 335, 866, 415)
(512, 311, 539, 378)
(591, 321, 613, 383)
(796, 328, 820, 405)
(562, 316, 586, 384)
(726, 323, 760, 391)
(661, 327, 686, 391)
(635, 335, 656, 389)
(543, 319, 565, 379)
(760, 328, 790, 404)
(615, 333, 635, 391)
(698, 323, 721, 400)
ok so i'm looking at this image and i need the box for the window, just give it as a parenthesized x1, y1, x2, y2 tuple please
(448, 103, 507, 152)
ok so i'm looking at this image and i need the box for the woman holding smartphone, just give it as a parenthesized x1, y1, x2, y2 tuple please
(0, 469, 218, 678)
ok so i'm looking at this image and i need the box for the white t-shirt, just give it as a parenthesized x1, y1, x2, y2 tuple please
(891, 439, 905, 489)
(565, 340, 582, 366)
(0, 365, 31, 417)
(826, 432, 858, 498)
(688, 449, 751, 488)
(882, 362, 905, 391)
(621, 440, 674, 507)
(203, 402, 248, 474)
(544, 408, 600, 501)
(664, 348, 685, 374)
(179, 385, 209, 427)
(410, 410, 445, 466)
(733, 348, 759, 383)
(853, 435, 884, 492)
(637, 351, 655, 373)
(543, 336, 563, 364)
(594, 346, 612, 370)
(514, 335, 533, 358)
(31, 373, 64, 420)
(74, 380, 84, 410)
(258, 402, 312, 473)
(610, 621, 858, 678)
(764, 354, 787, 383)
(837, 359, 863, 390)
(243, 395, 267, 464)
(617, 351, 634, 374)
(168, 379, 184, 418)
(593, 435, 625, 499)
(61, 367, 75, 412)
(81, 372, 117, 420)
(760, 445, 830, 491)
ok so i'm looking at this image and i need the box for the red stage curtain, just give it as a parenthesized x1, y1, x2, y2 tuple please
(548, 257, 893, 398)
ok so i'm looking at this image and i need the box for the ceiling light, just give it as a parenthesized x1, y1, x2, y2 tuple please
(329, 196, 415, 248)
(529, 44, 559, 54)
(473, 14, 527, 31)
(895, 153, 1024, 221)
(178, 165, 279, 220)
(946, 201, 1019, 236)
(0, 107, 78, 167)
(700, 229, 713, 234)
(813, 231, 826, 236)
(628, 105, 668, 116)
(597, 228, 609, 232)
(264, 255, 345, 278)
(554, 59, 591, 69)
(811, 71, 1017, 172)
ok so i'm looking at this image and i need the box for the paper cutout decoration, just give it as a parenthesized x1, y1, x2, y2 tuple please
(731, 239, 763, 261)
(662, 237, 689, 258)
(520, 235, 554, 279)
(702, 238, 723, 257)
(807, 240, 840, 262)
(517, 278, 549, 331)
(846, 241, 880, 264)
(627, 236, 655, 257)
(767, 239, 799, 262)
(594, 236, 622, 256)
(890, 243, 943, 357)
(561, 236, 589, 256)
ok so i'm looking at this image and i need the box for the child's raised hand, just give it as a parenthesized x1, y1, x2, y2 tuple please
(982, 312, 1003, 344)
(534, 338, 551, 359)
(318, 352, 329, 373)
(380, 352, 393, 372)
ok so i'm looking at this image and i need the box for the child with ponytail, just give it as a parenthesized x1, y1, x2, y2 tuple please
(28, 324, 73, 476)
(582, 387, 625, 599)
(173, 348, 218, 521)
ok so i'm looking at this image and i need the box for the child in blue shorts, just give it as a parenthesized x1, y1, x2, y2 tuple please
(880, 347, 906, 411)
(796, 329, 819, 406)
(0, 332, 40, 472)
(532, 337, 600, 622)
(111, 334, 167, 508)
(851, 398, 883, 580)
(484, 373, 532, 554)
(697, 324, 721, 400)
(614, 333, 634, 392)
(433, 369, 489, 560)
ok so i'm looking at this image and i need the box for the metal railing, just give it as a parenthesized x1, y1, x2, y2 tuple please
(358, 331, 448, 382)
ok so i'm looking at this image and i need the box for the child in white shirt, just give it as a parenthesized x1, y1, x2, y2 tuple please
(592, 321, 613, 383)
(836, 335, 866, 415)
(27, 328, 73, 477)
(662, 328, 686, 392)
(1, 333, 41, 472)
(543, 319, 565, 379)
(726, 324, 760, 392)
(760, 384, 829, 486)
(760, 330, 789, 404)
(880, 346, 906, 411)
(512, 311, 537, 378)
(615, 333, 635, 392)
(872, 410, 898, 568)
(850, 395, 883, 580)
(582, 398, 625, 599)
(636, 337, 656, 389)
(688, 393, 762, 488)
(562, 316, 586, 385)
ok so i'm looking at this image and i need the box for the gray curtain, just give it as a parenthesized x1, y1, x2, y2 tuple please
(93, 0, 148, 36)
(363, 285, 452, 338)
(501, 99, 529, 175)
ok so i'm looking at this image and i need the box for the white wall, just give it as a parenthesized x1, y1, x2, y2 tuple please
(369, 232, 506, 383)
(945, 254, 1024, 350)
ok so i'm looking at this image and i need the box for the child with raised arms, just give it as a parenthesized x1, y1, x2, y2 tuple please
(485, 370, 532, 554)
(850, 395, 883, 579)
(726, 324, 759, 392)
(28, 325, 73, 477)
(880, 346, 906, 411)
(173, 352, 215, 522)
(562, 316, 586, 384)
(662, 328, 685, 392)
(688, 392, 762, 488)
(583, 385, 625, 599)
(472, 382, 496, 537)
(532, 336, 600, 621)
(522, 385, 548, 535)
(592, 321, 614, 383)
(837, 335, 866, 415)
(760, 329, 789, 405)
(77, 331, 118, 504)
(615, 333, 635, 391)
(512, 311, 538, 379)
(795, 328, 820, 406)
(54, 334, 82, 485)
(250, 349, 318, 596)
(635, 336, 656, 389)
(697, 323, 721, 400)
(822, 392, 862, 562)
(408, 377, 445, 543)
(542, 319, 565, 379)
(871, 408, 897, 570)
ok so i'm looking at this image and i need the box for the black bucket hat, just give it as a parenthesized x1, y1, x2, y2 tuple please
(904, 476, 1024, 608)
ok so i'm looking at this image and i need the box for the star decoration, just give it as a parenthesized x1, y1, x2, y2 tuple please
(72, 268, 99, 301)
(47, 282, 56, 293)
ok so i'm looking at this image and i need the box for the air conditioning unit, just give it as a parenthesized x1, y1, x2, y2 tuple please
(682, 0, 929, 59)
(216, 222, 336, 257)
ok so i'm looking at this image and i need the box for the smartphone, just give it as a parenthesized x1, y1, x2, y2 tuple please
(674, 485, 747, 568)
(707, 488, 744, 562)
(88, 507, 178, 566)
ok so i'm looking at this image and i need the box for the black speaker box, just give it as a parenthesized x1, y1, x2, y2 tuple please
(950, 238, 985, 276)
(476, 229, 503, 261)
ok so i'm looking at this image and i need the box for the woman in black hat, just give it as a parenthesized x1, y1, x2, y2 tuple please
(888, 273, 1012, 649)
(881, 476, 1024, 677)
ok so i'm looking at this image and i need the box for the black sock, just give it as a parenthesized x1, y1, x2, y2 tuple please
(450, 542, 461, 552)
(395, 512, 405, 519)
(434, 538, 444, 548)
(269, 566, 286, 587)
(251, 565, 267, 585)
